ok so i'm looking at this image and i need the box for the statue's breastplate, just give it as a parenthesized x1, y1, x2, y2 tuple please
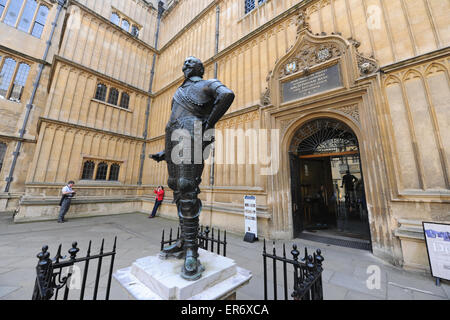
(173, 80, 214, 117)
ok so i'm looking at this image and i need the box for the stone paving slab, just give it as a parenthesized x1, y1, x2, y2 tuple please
(0, 212, 448, 300)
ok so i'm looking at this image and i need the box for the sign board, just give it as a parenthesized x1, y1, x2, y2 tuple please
(422, 222, 450, 281)
(281, 63, 342, 103)
(244, 195, 257, 241)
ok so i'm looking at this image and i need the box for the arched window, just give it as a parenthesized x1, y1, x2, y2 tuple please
(4, 0, 24, 26)
(107, 87, 119, 105)
(121, 19, 130, 32)
(95, 162, 108, 180)
(131, 25, 139, 37)
(245, 0, 266, 14)
(110, 12, 120, 26)
(119, 92, 129, 109)
(81, 160, 95, 180)
(0, 142, 6, 172)
(18, 0, 38, 32)
(31, 4, 49, 38)
(0, 58, 17, 99)
(9, 63, 30, 102)
(95, 83, 107, 101)
(109, 163, 120, 181)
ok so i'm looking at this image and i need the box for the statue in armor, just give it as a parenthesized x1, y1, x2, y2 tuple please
(150, 56, 235, 280)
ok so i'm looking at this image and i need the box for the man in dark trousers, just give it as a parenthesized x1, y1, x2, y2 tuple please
(58, 181, 76, 223)
(151, 56, 234, 280)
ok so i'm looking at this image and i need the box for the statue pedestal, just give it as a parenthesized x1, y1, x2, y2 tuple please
(113, 249, 252, 300)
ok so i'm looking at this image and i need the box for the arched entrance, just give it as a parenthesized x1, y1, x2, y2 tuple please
(289, 118, 371, 248)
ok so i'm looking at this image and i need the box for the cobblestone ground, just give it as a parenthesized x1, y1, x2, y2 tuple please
(0, 212, 448, 300)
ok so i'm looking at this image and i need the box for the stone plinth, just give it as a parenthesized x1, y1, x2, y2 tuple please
(113, 248, 252, 300)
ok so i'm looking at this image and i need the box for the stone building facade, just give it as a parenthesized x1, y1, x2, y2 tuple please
(0, 0, 448, 272)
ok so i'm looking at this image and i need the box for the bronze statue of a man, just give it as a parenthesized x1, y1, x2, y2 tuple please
(151, 56, 234, 280)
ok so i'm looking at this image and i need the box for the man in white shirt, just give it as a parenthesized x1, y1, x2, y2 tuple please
(58, 181, 76, 223)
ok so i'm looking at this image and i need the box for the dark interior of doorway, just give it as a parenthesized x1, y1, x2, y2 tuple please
(291, 153, 372, 251)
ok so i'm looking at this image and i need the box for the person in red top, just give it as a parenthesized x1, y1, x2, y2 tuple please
(149, 186, 164, 218)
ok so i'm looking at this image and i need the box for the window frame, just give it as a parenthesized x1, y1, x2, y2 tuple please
(0, 0, 49, 37)
(107, 87, 119, 105)
(93, 81, 132, 111)
(108, 163, 120, 181)
(8, 62, 30, 102)
(110, 7, 141, 38)
(0, 142, 7, 174)
(30, 3, 49, 38)
(244, 0, 268, 15)
(94, 83, 107, 101)
(119, 92, 129, 109)
(81, 160, 95, 180)
(0, 55, 31, 103)
(80, 158, 123, 183)
(95, 162, 108, 180)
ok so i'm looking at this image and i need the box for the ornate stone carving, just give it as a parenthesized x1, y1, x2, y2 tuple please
(279, 42, 343, 78)
(296, 9, 311, 34)
(349, 37, 378, 77)
(334, 104, 360, 123)
(261, 87, 271, 106)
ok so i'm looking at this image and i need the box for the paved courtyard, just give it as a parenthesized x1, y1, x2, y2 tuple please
(0, 212, 448, 300)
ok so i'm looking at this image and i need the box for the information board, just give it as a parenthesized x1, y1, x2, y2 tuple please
(281, 63, 342, 103)
(244, 195, 257, 239)
(422, 222, 450, 281)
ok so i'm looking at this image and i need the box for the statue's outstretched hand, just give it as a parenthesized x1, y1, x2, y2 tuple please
(150, 151, 166, 162)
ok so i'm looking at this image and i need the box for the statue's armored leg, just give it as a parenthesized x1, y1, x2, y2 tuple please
(159, 213, 185, 259)
(179, 195, 204, 281)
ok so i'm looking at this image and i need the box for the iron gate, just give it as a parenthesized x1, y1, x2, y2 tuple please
(262, 240, 324, 300)
(161, 225, 227, 256)
(32, 237, 117, 300)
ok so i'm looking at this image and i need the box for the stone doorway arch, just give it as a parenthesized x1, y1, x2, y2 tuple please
(288, 117, 371, 248)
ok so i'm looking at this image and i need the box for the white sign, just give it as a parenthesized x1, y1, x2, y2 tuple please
(244, 195, 257, 238)
(422, 222, 450, 281)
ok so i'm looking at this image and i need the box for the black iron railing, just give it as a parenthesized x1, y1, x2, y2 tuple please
(160, 225, 227, 257)
(262, 240, 324, 300)
(32, 238, 117, 300)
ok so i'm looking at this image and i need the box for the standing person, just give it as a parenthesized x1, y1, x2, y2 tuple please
(149, 186, 164, 218)
(58, 181, 76, 223)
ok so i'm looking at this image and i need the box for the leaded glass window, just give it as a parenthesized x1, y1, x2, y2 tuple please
(245, 0, 266, 14)
(95, 162, 108, 180)
(31, 4, 48, 38)
(0, 0, 6, 18)
(109, 164, 120, 181)
(4, 0, 24, 26)
(244, 0, 255, 14)
(0, 142, 6, 172)
(131, 25, 139, 37)
(81, 160, 95, 180)
(119, 92, 129, 109)
(108, 87, 119, 105)
(9, 63, 30, 102)
(0, 58, 17, 99)
(17, 0, 37, 32)
(121, 19, 130, 32)
(110, 12, 120, 26)
(95, 83, 107, 101)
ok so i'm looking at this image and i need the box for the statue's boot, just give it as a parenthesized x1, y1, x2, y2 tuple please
(159, 216, 185, 259)
(180, 200, 204, 281)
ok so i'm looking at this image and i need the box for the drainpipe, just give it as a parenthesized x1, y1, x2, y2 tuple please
(137, 0, 165, 185)
(207, 4, 220, 226)
(4, 0, 67, 192)
(209, 4, 220, 186)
